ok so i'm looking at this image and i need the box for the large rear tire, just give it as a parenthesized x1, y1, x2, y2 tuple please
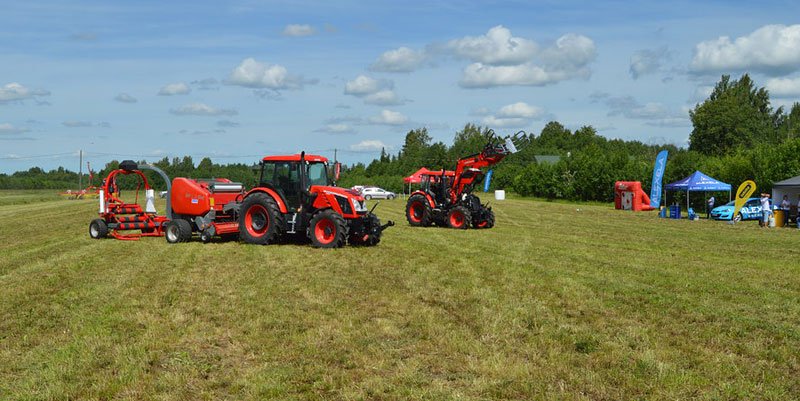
(406, 194, 432, 227)
(165, 219, 192, 243)
(473, 209, 495, 229)
(447, 205, 472, 229)
(89, 219, 108, 239)
(309, 209, 347, 248)
(239, 193, 284, 245)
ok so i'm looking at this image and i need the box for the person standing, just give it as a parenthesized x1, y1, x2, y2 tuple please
(780, 195, 791, 227)
(760, 193, 772, 228)
(707, 195, 715, 219)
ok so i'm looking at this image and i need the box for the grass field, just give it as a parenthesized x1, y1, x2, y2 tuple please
(1, 190, 799, 400)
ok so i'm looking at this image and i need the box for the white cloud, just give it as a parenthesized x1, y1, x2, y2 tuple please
(114, 93, 137, 103)
(480, 102, 545, 128)
(217, 120, 240, 128)
(369, 109, 408, 125)
(767, 76, 800, 97)
(62, 121, 94, 127)
(602, 95, 690, 126)
(282, 24, 316, 37)
(350, 140, 389, 152)
(0, 123, 31, 134)
(364, 89, 405, 106)
(457, 32, 595, 88)
(170, 102, 238, 116)
(158, 82, 191, 96)
(690, 24, 800, 75)
(629, 46, 669, 79)
(227, 58, 310, 90)
(315, 123, 355, 134)
(0, 82, 50, 103)
(448, 25, 538, 65)
(370, 46, 428, 72)
(344, 75, 391, 96)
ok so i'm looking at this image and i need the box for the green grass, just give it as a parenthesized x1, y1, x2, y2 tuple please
(1, 190, 799, 400)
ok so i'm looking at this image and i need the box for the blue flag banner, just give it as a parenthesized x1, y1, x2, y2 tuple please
(484, 169, 493, 192)
(650, 150, 668, 208)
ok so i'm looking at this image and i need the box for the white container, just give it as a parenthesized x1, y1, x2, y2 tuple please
(495, 190, 506, 200)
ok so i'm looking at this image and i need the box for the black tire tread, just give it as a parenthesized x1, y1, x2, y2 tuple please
(309, 209, 347, 248)
(238, 193, 284, 245)
(406, 194, 432, 227)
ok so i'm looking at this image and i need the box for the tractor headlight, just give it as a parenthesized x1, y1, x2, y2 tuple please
(353, 199, 367, 213)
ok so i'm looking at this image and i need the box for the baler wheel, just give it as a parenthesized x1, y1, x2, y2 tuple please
(447, 206, 472, 229)
(309, 209, 347, 248)
(165, 219, 192, 243)
(238, 193, 283, 245)
(89, 219, 108, 239)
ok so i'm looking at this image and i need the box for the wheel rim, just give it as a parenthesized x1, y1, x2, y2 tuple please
(450, 211, 464, 227)
(477, 220, 488, 228)
(166, 224, 179, 242)
(409, 201, 424, 222)
(314, 218, 336, 244)
(245, 204, 269, 236)
(90, 223, 98, 237)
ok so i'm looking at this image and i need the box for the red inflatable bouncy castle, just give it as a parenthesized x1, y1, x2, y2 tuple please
(614, 181, 656, 211)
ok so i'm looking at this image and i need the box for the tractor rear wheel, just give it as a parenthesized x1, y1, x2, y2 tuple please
(239, 193, 283, 245)
(473, 209, 495, 229)
(165, 219, 192, 243)
(89, 219, 108, 239)
(309, 209, 347, 248)
(447, 206, 472, 229)
(406, 194, 432, 227)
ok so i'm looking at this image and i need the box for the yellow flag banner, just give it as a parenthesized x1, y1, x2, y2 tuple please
(733, 180, 757, 219)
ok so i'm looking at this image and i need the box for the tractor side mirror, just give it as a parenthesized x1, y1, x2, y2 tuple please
(334, 162, 341, 182)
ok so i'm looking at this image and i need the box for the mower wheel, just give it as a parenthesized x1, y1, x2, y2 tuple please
(165, 219, 192, 243)
(447, 206, 472, 229)
(239, 193, 284, 245)
(200, 229, 213, 243)
(348, 213, 381, 246)
(474, 209, 495, 229)
(406, 194, 432, 227)
(309, 209, 347, 248)
(89, 219, 108, 239)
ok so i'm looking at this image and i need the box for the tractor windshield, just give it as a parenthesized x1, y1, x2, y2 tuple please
(306, 162, 329, 187)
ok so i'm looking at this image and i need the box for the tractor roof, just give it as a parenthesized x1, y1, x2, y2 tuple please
(262, 154, 328, 163)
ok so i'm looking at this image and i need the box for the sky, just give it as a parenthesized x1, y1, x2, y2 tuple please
(2, 0, 800, 173)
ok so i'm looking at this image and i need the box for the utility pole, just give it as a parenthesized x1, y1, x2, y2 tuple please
(78, 149, 83, 190)
(334, 148, 337, 164)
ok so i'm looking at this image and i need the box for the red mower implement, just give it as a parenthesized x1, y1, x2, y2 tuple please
(89, 160, 171, 240)
(406, 130, 522, 229)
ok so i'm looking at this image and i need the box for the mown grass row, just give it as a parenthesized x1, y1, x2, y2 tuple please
(1, 191, 798, 400)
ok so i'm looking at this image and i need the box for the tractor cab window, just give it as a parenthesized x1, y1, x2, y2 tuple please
(306, 162, 329, 188)
(260, 161, 302, 207)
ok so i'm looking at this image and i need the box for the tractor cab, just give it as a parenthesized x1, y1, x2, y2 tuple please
(420, 170, 455, 206)
(258, 154, 332, 210)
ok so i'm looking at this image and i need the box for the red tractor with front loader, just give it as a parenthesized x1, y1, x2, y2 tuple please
(90, 153, 392, 248)
(405, 131, 520, 229)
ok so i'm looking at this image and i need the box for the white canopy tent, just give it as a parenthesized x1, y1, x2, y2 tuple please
(771, 175, 800, 219)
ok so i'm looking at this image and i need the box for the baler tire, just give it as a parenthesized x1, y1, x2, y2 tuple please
(89, 219, 108, 239)
(447, 206, 472, 229)
(474, 209, 495, 229)
(406, 194, 432, 227)
(239, 193, 283, 245)
(165, 219, 192, 243)
(309, 209, 347, 248)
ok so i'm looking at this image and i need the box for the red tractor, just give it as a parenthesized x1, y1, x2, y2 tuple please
(405, 132, 520, 229)
(165, 152, 393, 247)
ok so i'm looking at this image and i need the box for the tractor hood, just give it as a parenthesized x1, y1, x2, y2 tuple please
(312, 185, 364, 200)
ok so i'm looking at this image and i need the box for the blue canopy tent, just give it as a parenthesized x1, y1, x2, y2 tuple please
(665, 171, 731, 214)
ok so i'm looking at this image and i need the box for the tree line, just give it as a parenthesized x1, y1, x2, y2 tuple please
(3, 74, 799, 204)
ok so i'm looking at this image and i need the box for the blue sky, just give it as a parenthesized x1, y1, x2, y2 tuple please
(2, 0, 800, 173)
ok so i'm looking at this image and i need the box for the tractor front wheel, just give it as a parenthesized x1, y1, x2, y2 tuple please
(239, 193, 283, 245)
(447, 206, 472, 229)
(309, 209, 347, 248)
(165, 219, 192, 243)
(406, 194, 432, 227)
(89, 219, 108, 239)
